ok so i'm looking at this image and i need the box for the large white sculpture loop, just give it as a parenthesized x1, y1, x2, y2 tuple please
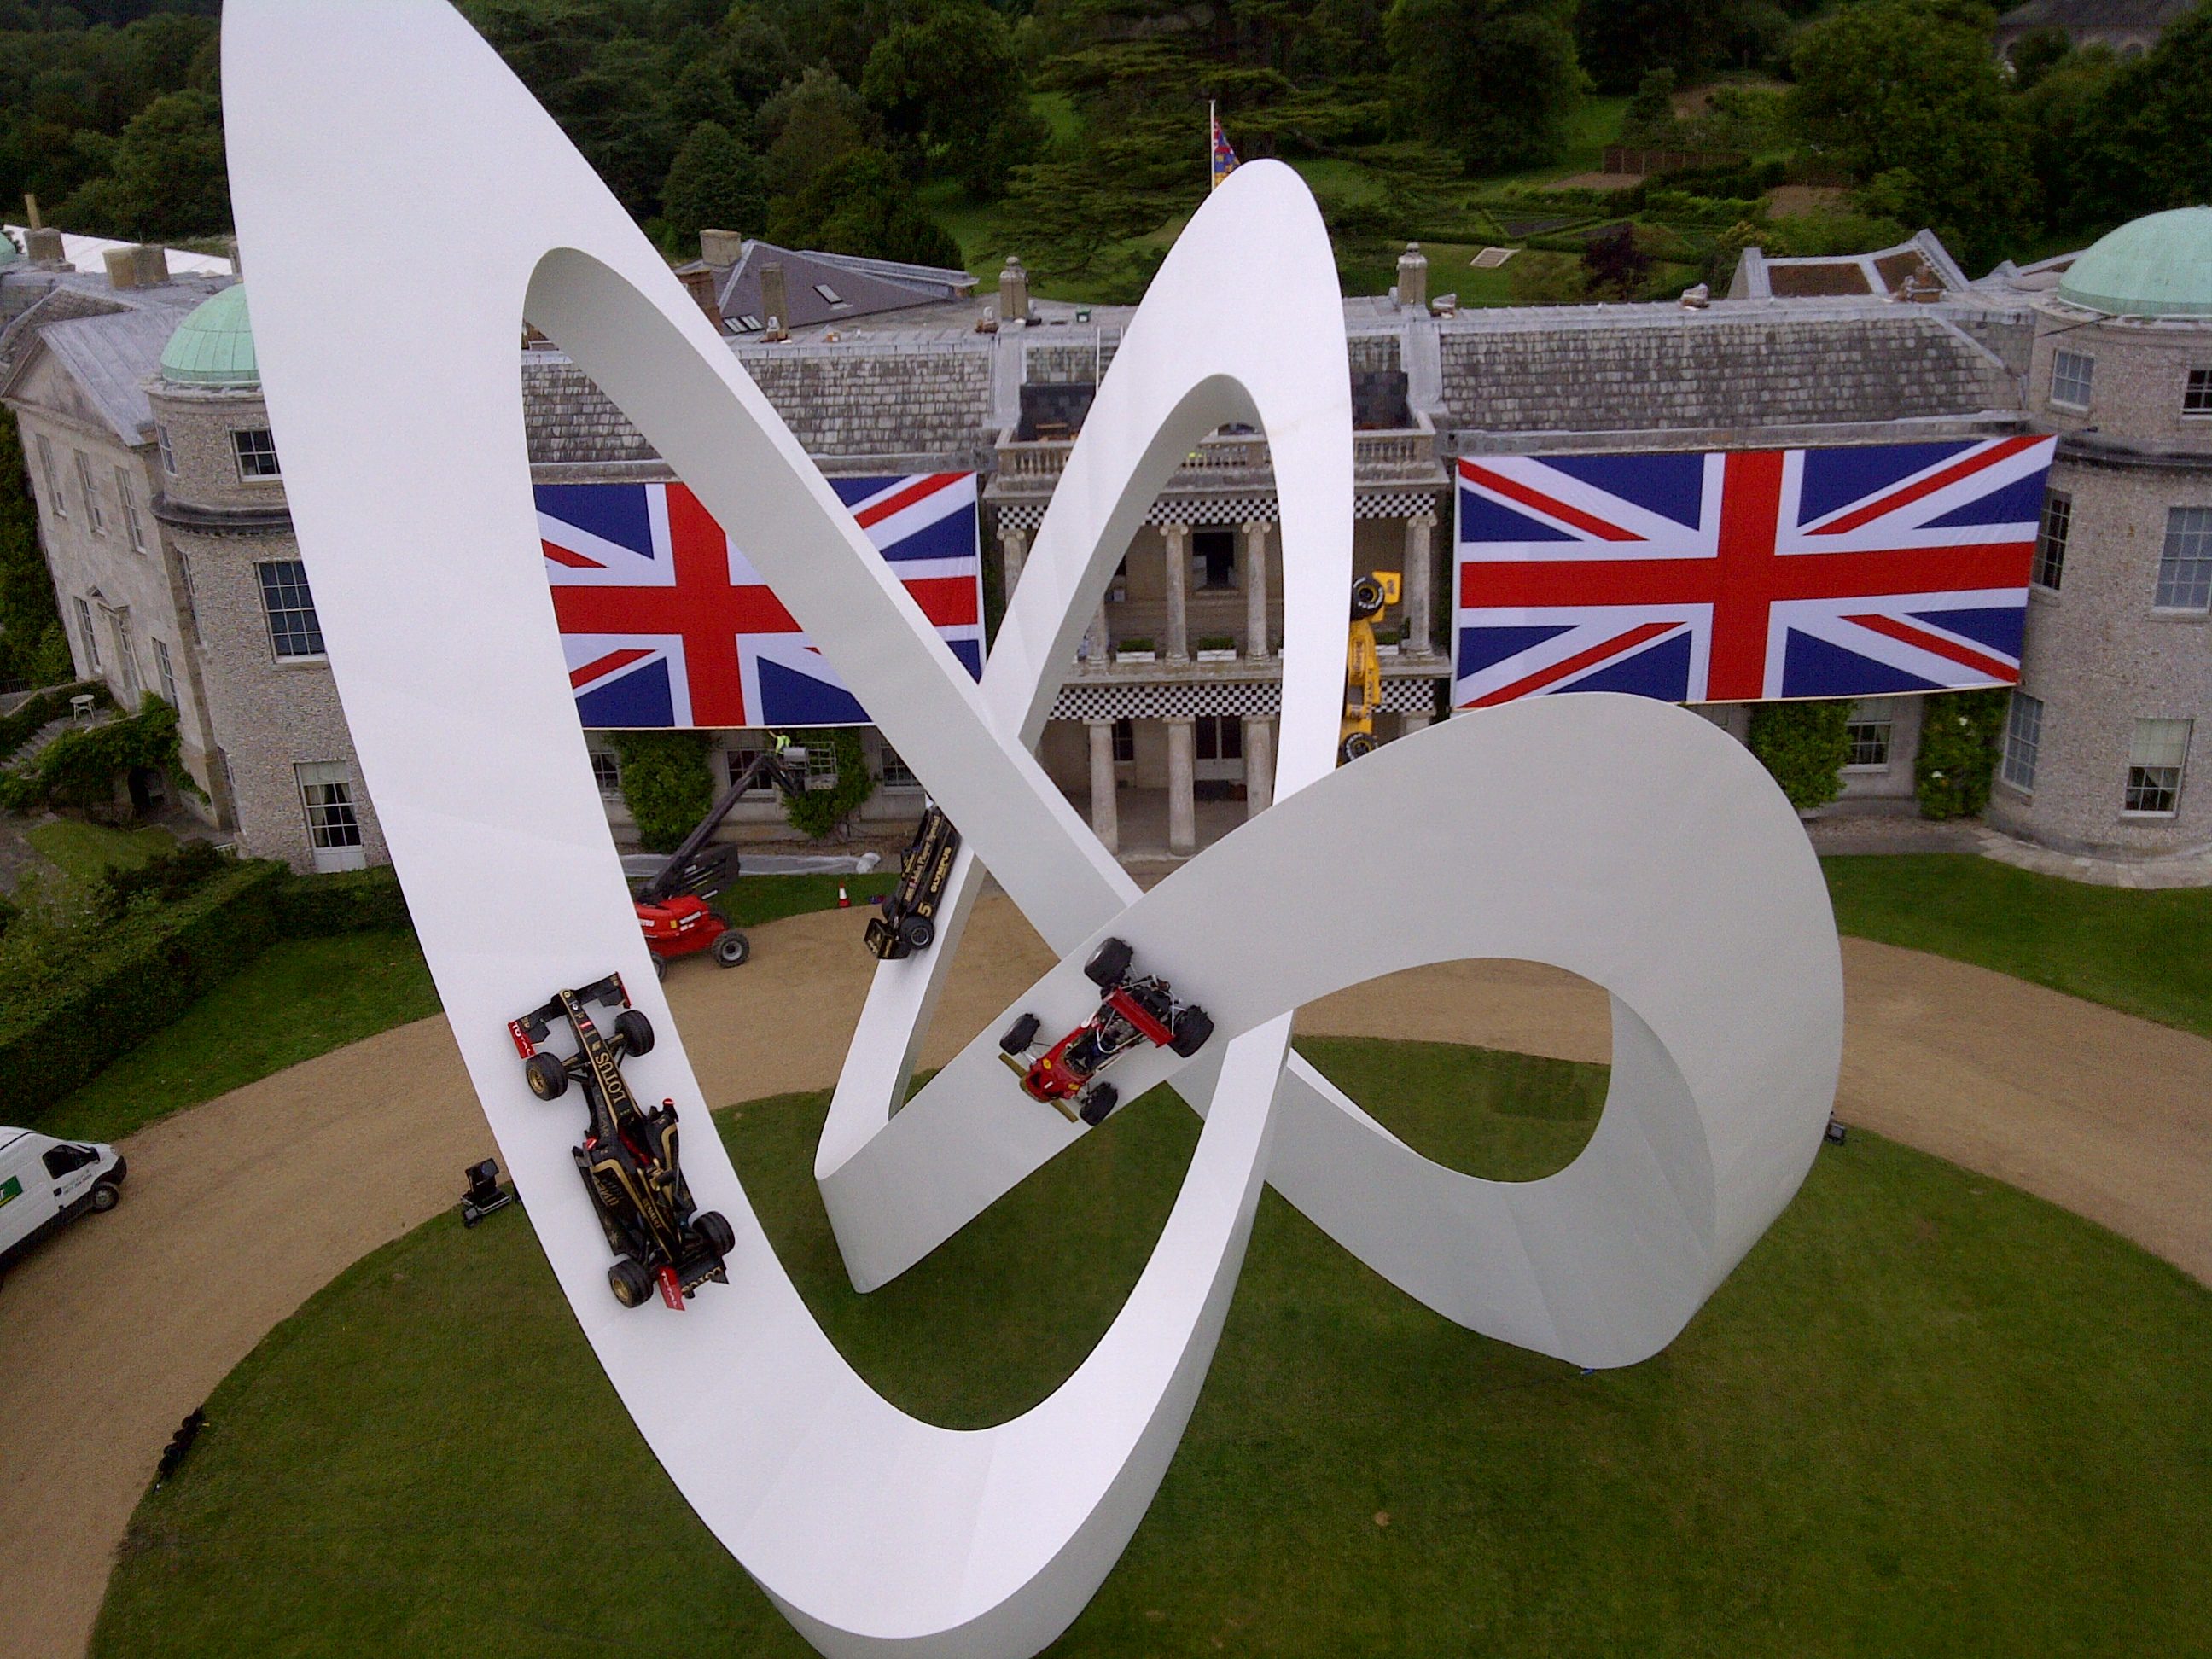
(226, 5, 1844, 1654)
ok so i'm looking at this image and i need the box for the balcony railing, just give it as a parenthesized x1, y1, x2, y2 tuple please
(992, 417, 1443, 492)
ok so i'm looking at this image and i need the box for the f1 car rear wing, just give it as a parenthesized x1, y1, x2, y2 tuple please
(509, 972, 628, 1057)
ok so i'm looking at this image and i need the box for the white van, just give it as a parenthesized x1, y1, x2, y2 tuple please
(0, 1127, 127, 1278)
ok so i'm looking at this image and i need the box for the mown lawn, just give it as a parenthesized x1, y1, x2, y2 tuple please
(94, 1038, 2212, 1657)
(22, 818, 174, 890)
(1823, 854, 2212, 1039)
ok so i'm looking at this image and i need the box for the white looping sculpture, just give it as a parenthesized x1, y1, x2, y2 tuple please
(226, 5, 1845, 1654)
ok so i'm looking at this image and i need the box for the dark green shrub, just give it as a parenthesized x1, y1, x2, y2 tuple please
(93, 839, 226, 917)
(1916, 688, 2011, 819)
(610, 731, 716, 853)
(0, 860, 289, 1119)
(780, 729, 876, 841)
(1749, 700, 1852, 811)
(271, 864, 414, 935)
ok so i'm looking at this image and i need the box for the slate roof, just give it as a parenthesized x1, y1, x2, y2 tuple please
(1436, 308, 2018, 435)
(31, 309, 189, 442)
(712, 241, 973, 334)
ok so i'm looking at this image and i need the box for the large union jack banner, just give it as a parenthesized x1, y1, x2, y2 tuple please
(1452, 437, 2055, 709)
(537, 473, 983, 727)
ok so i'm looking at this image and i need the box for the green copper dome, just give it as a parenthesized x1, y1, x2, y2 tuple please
(2058, 207, 2212, 318)
(159, 282, 259, 386)
(0, 230, 20, 270)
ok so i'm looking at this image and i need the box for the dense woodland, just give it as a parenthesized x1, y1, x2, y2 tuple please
(4, 0, 2212, 288)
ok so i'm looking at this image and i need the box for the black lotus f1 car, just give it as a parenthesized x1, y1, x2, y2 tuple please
(507, 974, 734, 1310)
(998, 937, 1214, 1126)
(865, 803, 959, 960)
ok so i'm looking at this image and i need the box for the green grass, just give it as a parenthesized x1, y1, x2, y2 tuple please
(94, 1038, 2212, 1657)
(1823, 854, 2212, 1040)
(38, 931, 440, 1145)
(23, 819, 174, 890)
(715, 868, 898, 928)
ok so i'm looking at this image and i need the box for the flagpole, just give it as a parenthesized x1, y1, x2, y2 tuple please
(1208, 100, 1215, 193)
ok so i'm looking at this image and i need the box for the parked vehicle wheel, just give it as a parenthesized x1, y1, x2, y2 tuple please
(88, 1180, 121, 1214)
(1083, 936, 1134, 987)
(614, 1009, 655, 1056)
(899, 915, 934, 952)
(1170, 1006, 1214, 1057)
(1078, 1083, 1120, 1127)
(999, 1012, 1041, 1054)
(608, 1258, 653, 1308)
(694, 1209, 736, 1258)
(713, 930, 751, 967)
(1338, 731, 1379, 764)
(524, 1051, 569, 1101)
(652, 954, 668, 982)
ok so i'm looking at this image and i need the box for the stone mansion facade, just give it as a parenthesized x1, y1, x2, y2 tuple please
(3, 213, 2207, 869)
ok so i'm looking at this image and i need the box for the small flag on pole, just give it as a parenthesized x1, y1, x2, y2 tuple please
(1209, 102, 1239, 191)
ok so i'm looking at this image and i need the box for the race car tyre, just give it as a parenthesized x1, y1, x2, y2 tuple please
(614, 1008, 655, 1057)
(1338, 731, 1379, 765)
(899, 914, 934, 952)
(999, 1012, 1041, 1054)
(1078, 1083, 1119, 1127)
(608, 1258, 653, 1308)
(1083, 936, 1134, 988)
(1351, 574, 1386, 620)
(694, 1208, 737, 1258)
(89, 1180, 121, 1213)
(714, 930, 751, 967)
(652, 954, 668, 982)
(524, 1051, 569, 1101)
(1170, 1006, 1215, 1057)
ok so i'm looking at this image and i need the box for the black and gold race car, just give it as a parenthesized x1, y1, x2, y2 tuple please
(864, 803, 960, 959)
(506, 974, 734, 1310)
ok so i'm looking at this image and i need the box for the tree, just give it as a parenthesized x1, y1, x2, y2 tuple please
(765, 147, 964, 270)
(1788, 0, 2034, 265)
(757, 67, 873, 199)
(1620, 67, 1679, 146)
(861, 0, 1045, 195)
(662, 120, 766, 244)
(61, 87, 227, 238)
(1384, 0, 1585, 176)
(2069, 6, 2212, 228)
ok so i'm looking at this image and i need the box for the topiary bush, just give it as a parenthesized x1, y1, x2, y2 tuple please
(780, 729, 875, 841)
(1748, 700, 1852, 812)
(610, 731, 716, 853)
(1915, 688, 2011, 819)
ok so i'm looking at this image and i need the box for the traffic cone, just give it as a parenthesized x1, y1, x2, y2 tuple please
(837, 882, 851, 909)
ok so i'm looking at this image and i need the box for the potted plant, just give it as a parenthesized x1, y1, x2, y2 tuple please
(1195, 633, 1237, 661)
(1115, 636, 1157, 662)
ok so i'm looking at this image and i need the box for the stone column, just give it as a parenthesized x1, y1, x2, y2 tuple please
(1241, 520, 1270, 658)
(1404, 512, 1437, 655)
(1166, 719, 1196, 854)
(998, 525, 1027, 606)
(1162, 521, 1190, 661)
(1086, 719, 1119, 853)
(1243, 716, 1273, 818)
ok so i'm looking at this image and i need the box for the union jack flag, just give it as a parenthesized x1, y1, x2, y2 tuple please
(538, 473, 983, 728)
(1452, 437, 2056, 708)
(1209, 104, 1239, 191)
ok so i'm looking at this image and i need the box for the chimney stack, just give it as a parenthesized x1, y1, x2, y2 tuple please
(760, 261, 790, 341)
(998, 255, 1030, 326)
(103, 247, 142, 290)
(225, 236, 242, 276)
(25, 227, 63, 265)
(678, 265, 723, 327)
(1395, 242, 1429, 311)
(132, 244, 169, 287)
(23, 193, 42, 230)
(699, 228, 744, 268)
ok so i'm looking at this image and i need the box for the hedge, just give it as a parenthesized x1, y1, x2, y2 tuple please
(0, 860, 418, 1122)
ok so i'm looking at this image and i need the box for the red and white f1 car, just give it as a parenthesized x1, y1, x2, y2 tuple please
(998, 938, 1214, 1126)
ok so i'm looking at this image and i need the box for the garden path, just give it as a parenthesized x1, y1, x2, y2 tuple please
(3, 899, 2207, 1659)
